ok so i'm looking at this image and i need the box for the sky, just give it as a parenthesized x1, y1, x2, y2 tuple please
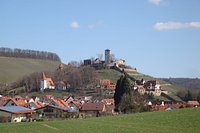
(0, 0, 200, 78)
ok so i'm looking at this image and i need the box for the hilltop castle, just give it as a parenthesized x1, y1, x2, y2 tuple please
(83, 49, 126, 69)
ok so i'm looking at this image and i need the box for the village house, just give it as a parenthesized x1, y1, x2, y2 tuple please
(68, 101, 82, 112)
(143, 80, 162, 96)
(0, 96, 11, 107)
(29, 100, 44, 110)
(34, 97, 71, 119)
(55, 81, 66, 91)
(102, 99, 115, 115)
(134, 85, 145, 95)
(100, 79, 116, 90)
(0, 106, 35, 122)
(81, 102, 106, 117)
(99, 79, 116, 96)
(187, 100, 199, 107)
(34, 105, 70, 119)
(4, 98, 30, 108)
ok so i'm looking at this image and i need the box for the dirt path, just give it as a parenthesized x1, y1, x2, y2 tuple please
(42, 124, 60, 131)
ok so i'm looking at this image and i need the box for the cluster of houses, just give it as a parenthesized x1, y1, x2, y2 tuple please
(1, 49, 199, 123)
(40, 72, 69, 92)
(0, 95, 115, 122)
(99, 79, 167, 96)
(0, 93, 199, 123)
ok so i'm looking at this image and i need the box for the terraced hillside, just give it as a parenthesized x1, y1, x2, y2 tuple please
(0, 57, 60, 83)
(0, 108, 199, 133)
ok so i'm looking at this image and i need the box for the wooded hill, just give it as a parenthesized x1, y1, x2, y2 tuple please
(0, 47, 60, 61)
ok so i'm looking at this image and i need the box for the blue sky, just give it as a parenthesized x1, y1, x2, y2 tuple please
(0, 0, 200, 78)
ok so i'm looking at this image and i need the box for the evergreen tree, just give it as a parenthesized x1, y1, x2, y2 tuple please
(114, 75, 132, 112)
(185, 90, 192, 101)
(114, 75, 124, 112)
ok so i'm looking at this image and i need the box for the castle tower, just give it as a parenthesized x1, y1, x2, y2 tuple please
(105, 49, 111, 66)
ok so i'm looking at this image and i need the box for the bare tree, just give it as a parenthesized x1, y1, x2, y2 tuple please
(97, 54, 103, 60)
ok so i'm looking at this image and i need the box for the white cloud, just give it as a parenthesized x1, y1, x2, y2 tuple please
(148, 0, 162, 5)
(70, 21, 80, 29)
(88, 21, 104, 29)
(153, 22, 200, 30)
(190, 22, 200, 28)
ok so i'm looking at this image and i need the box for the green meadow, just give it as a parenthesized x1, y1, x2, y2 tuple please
(0, 108, 199, 133)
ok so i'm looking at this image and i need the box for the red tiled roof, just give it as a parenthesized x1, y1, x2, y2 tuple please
(15, 110, 35, 114)
(4, 99, 29, 107)
(0, 96, 11, 107)
(51, 99, 69, 107)
(187, 101, 199, 106)
(70, 101, 82, 109)
(32, 101, 44, 108)
(81, 102, 105, 111)
(144, 80, 160, 88)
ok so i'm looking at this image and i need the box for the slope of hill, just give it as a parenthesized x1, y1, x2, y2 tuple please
(0, 108, 199, 133)
(0, 57, 60, 83)
(97, 69, 122, 83)
(161, 78, 200, 90)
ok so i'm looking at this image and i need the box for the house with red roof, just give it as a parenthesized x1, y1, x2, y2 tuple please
(187, 101, 199, 107)
(68, 101, 82, 112)
(143, 80, 162, 96)
(55, 81, 66, 91)
(0, 96, 11, 107)
(4, 98, 30, 108)
(81, 102, 106, 117)
(29, 100, 44, 110)
(0, 106, 35, 122)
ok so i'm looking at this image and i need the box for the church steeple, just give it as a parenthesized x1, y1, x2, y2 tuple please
(41, 72, 47, 80)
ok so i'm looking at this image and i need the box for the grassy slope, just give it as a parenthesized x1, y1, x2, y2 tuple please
(0, 57, 60, 83)
(97, 69, 123, 83)
(0, 108, 199, 133)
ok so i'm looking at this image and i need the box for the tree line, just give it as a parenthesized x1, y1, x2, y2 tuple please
(0, 47, 61, 61)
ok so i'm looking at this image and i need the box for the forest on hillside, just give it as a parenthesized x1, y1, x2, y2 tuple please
(0, 47, 61, 62)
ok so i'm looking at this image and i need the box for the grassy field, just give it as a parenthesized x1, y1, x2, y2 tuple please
(0, 57, 60, 83)
(20, 91, 72, 97)
(0, 108, 199, 133)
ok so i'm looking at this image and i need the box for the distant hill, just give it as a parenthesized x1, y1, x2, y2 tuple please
(161, 78, 200, 90)
(0, 57, 60, 83)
